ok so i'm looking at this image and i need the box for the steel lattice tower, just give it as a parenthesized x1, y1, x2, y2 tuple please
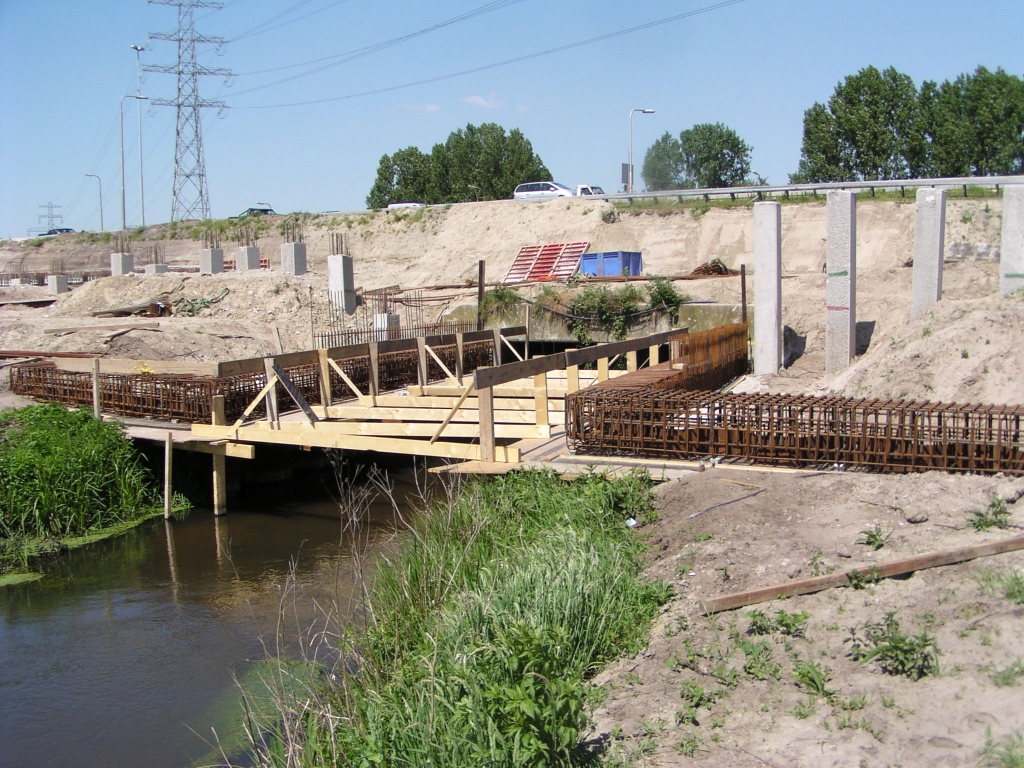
(145, 0, 230, 221)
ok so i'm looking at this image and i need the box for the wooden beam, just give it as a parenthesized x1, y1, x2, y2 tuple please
(44, 322, 160, 335)
(163, 431, 173, 519)
(430, 382, 475, 443)
(424, 342, 457, 381)
(212, 395, 227, 516)
(501, 334, 524, 362)
(368, 342, 380, 398)
(478, 386, 495, 462)
(368, 394, 557, 410)
(473, 352, 568, 390)
(271, 361, 319, 423)
(192, 423, 520, 462)
(317, 348, 332, 407)
(180, 441, 255, 459)
(92, 358, 101, 420)
(416, 336, 428, 386)
(564, 328, 689, 368)
(701, 535, 1024, 614)
(263, 358, 279, 429)
(566, 364, 579, 394)
(231, 376, 277, 429)
(54, 358, 219, 376)
(627, 350, 638, 372)
(327, 356, 364, 399)
(206, 418, 544, 440)
(649, 343, 660, 366)
(316, 404, 564, 425)
(597, 357, 609, 382)
(533, 373, 548, 427)
(454, 333, 464, 380)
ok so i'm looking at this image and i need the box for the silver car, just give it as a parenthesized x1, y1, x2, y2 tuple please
(513, 181, 574, 200)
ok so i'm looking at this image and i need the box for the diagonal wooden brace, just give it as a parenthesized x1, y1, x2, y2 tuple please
(327, 356, 364, 399)
(429, 381, 475, 444)
(424, 343, 457, 381)
(232, 376, 278, 430)
(271, 361, 320, 423)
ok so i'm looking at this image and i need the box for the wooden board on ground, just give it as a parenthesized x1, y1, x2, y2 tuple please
(44, 322, 160, 335)
(54, 358, 220, 376)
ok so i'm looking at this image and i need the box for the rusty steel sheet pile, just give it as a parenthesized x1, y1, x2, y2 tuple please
(567, 390, 1024, 475)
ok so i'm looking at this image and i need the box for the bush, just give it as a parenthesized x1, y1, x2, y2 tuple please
(844, 612, 939, 680)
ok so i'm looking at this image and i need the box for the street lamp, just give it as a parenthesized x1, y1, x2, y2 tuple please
(628, 108, 655, 193)
(85, 174, 104, 231)
(120, 94, 148, 231)
(131, 45, 146, 227)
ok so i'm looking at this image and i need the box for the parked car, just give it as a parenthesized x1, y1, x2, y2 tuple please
(233, 206, 275, 218)
(513, 181, 574, 200)
(40, 228, 75, 236)
(575, 185, 606, 196)
(386, 202, 425, 210)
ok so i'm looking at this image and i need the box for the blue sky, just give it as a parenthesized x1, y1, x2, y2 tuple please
(1, 0, 1022, 238)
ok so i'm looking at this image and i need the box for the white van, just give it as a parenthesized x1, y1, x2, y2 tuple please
(513, 181, 575, 200)
(576, 185, 606, 196)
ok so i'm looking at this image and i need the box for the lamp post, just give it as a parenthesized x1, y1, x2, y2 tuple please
(120, 94, 148, 231)
(85, 174, 104, 232)
(131, 45, 146, 227)
(628, 108, 655, 193)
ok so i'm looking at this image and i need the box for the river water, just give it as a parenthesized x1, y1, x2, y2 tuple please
(0, 467, 417, 768)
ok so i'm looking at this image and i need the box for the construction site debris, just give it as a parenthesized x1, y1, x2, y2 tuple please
(690, 257, 736, 276)
(173, 287, 229, 317)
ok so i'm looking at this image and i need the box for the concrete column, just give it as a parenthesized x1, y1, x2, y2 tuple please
(280, 242, 307, 276)
(143, 264, 168, 275)
(46, 275, 68, 294)
(753, 201, 782, 376)
(235, 245, 261, 271)
(200, 248, 224, 275)
(111, 253, 133, 276)
(826, 191, 857, 373)
(1001, 185, 1024, 297)
(327, 254, 357, 314)
(911, 188, 946, 319)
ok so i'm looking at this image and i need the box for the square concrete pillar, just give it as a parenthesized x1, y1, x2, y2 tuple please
(143, 264, 169, 275)
(753, 201, 782, 376)
(911, 188, 946, 319)
(200, 248, 224, 275)
(328, 253, 357, 314)
(235, 245, 261, 271)
(280, 242, 307, 276)
(111, 253, 133, 276)
(826, 191, 857, 373)
(1000, 185, 1024, 297)
(9, 277, 24, 287)
(46, 275, 69, 294)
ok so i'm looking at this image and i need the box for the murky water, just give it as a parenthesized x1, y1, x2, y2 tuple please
(0, 468, 417, 768)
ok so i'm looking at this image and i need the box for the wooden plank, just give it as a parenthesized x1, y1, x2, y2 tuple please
(53, 358, 220, 376)
(44, 322, 160, 335)
(368, 342, 379, 398)
(92, 358, 101, 419)
(597, 357, 609, 382)
(163, 432, 173, 519)
(271, 361, 319, 423)
(473, 352, 568, 390)
(566, 364, 579, 394)
(217, 349, 318, 378)
(564, 328, 689, 367)
(534, 373, 548, 428)
(326, 356, 363, 398)
(180, 441, 255, 459)
(212, 395, 227, 516)
(315, 404, 565, 425)
(430, 382, 475, 443)
(416, 336, 428, 386)
(317, 348, 332, 407)
(366, 395, 556, 410)
(501, 334, 524, 361)
(191, 423, 520, 462)
(198, 420, 545, 440)
(627, 350, 638, 372)
(410, 385, 570, 398)
(479, 386, 495, 462)
(701, 535, 1024, 614)
(424, 342, 457, 381)
(231, 376, 277, 429)
(263, 358, 279, 429)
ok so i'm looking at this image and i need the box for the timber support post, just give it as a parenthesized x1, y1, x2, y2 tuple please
(416, 336, 428, 387)
(92, 358, 101, 420)
(478, 385, 495, 462)
(533, 372, 548, 428)
(212, 395, 227, 516)
(263, 358, 279, 429)
(368, 342, 380, 398)
(317, 348, 332, 407)
(163, 431, 173, 519)
(454, 332, 464, 381)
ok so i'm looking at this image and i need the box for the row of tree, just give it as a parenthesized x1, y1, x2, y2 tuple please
(366, 123, 551, 208)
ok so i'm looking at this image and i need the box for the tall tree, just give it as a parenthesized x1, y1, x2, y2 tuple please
(641, 132, 684, 191)
(923, 67, 1024, 177)
(792, 66, 930, 182)
(678, 123, 752, 188)
(365, 123, 550, 207)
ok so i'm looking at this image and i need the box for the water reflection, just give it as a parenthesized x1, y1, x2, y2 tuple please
(0, 466, 418, 768)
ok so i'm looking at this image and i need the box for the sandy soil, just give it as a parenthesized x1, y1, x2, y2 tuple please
(591, 468, 1024, 767)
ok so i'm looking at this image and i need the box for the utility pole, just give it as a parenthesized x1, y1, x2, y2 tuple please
(145, 0, 230, 222)
(85, 174, 104, 231)
(131, 44, 147, 227)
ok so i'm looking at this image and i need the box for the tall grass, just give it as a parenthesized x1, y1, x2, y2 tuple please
(245, 469, 671, 767)
(0, 404, 160, 541)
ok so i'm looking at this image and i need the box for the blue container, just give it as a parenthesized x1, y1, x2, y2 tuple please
(579, 251, 643, 277)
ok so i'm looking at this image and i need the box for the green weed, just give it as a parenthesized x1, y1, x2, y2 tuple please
(982, 728, 1024, 768)
(856, 524, 892, 550)
(694, 531, 714, 543)
(989, 660, 1024, 687)
(845, 612, 940, 680)
(745, 608, 808, 638)
(792, 660, 835, 699)
(791, 697, 818, 719)
(967, 495, 1012, 531)
(740, 640, 781, 680)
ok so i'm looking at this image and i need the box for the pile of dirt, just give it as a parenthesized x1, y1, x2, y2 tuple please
(591, 467, 1024, 767)
(832, 293, 1024, 404)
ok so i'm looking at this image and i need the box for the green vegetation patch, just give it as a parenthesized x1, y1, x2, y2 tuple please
(249, 469, 672, 767)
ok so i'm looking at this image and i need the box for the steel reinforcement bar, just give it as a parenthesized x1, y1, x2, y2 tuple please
(566, 391, 1024, 475)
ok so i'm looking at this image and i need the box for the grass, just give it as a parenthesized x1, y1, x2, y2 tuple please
(243, 469, 672, 767)
(989, 660, 1024, 687)
(983, 728, 1024, 768)
(844, 612, 940, 680)
(745, 608, 809, 638)
(478, 284, 522, 324)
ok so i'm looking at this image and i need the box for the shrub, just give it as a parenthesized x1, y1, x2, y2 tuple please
(844, 612, 939, 680)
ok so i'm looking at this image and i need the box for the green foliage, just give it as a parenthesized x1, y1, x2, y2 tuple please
(0, 404, 160, 542)
(855, 524, 892, 550)
(282, 470, 672, 768)
(989, 659, 1024, 687)
(568, 284, 645, 343)
(1003, 573, 1024, 606)
(642, 123, 753, 191)
(478, 285, 521, 324)
(983, 728, 1024, 768)
(792, 660, 835, 699)
(967, 494, 1011, 531)
(793, 65, 1024, 182)
(366, 123, 551, 208)
(844, 612, 939, 680)
(746, 608, 809, 638)
(646, 275, 688, 312)
(739, 639, 781, 680)
(600, 209, 619, 224)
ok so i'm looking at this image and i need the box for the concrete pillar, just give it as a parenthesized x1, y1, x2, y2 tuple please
(327, 253, 357, 314)
(911, 188, 946, 319)
(1001, 185, 1024, 297)
(280, 242, 306, 276)
(235, 245, 261, 271)
(199, 248, 224, 275)
(143, 264, 168, 275)
(826, 191, 857, 373)
(110, 253, 133, 276)
(9, 278, 24, 287)
(46, 274, 69, 294)
(753, 201, 782, 376)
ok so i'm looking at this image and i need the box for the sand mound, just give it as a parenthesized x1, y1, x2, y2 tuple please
(833, 292, 1024, 404)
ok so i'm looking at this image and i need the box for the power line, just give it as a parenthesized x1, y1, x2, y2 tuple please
(227, 0, 522, 93)
(228, 0, 352, 42)
(234, 0, 747, 109)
